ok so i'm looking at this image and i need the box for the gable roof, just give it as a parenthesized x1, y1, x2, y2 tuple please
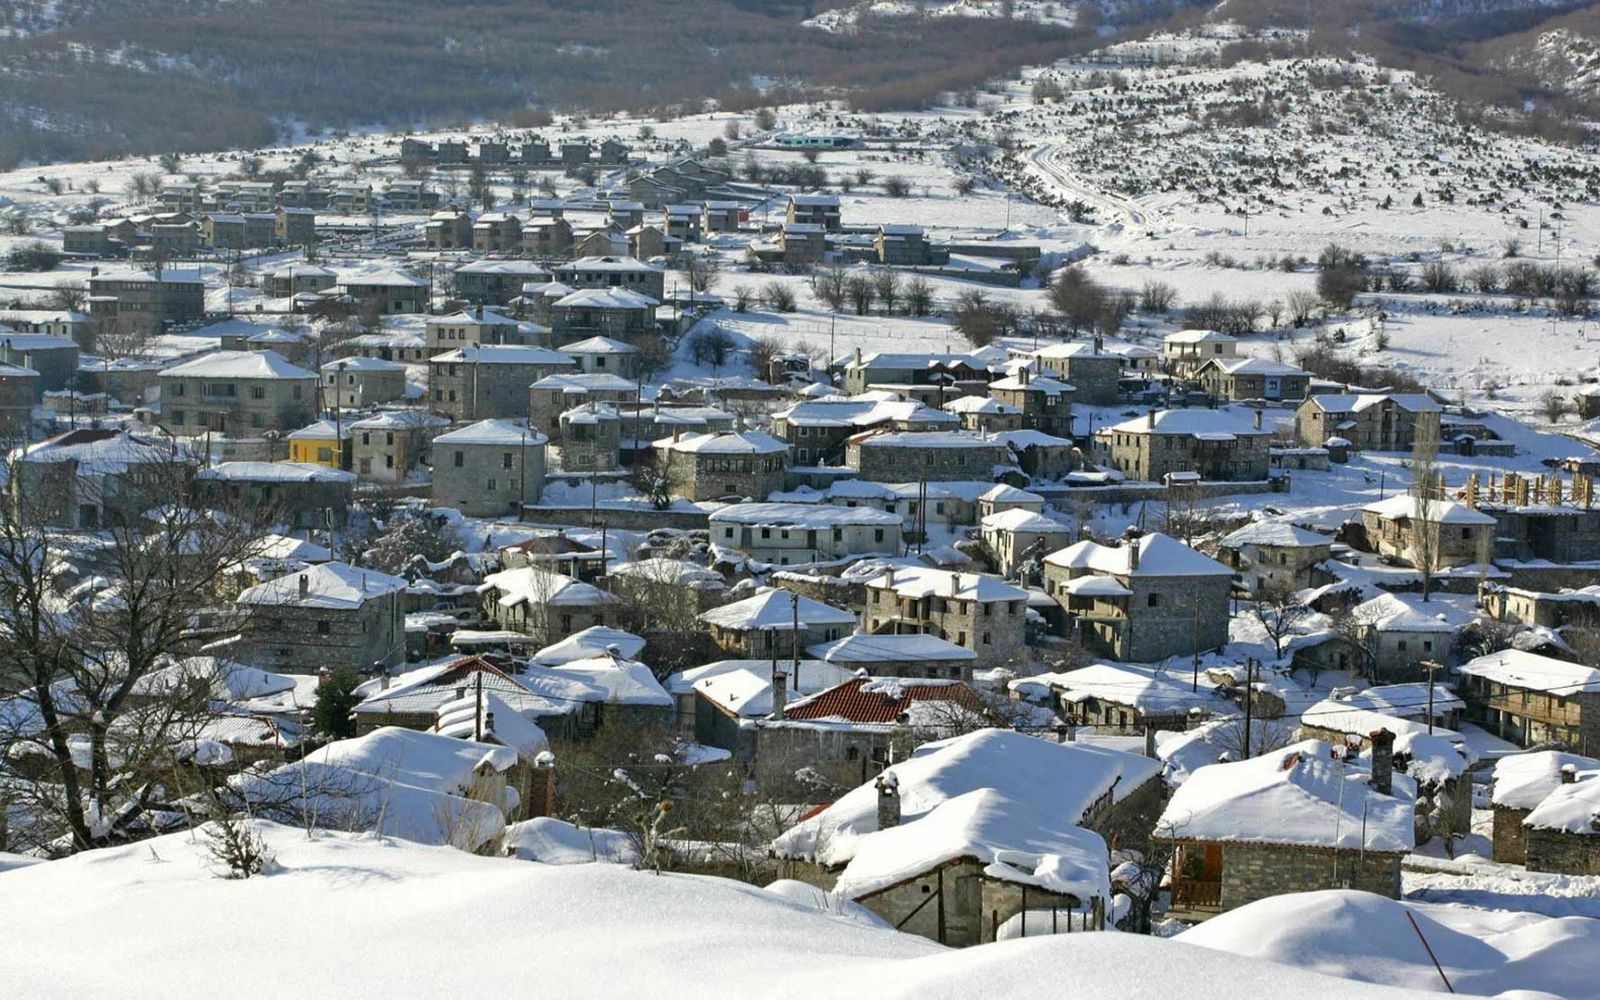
(1043, 531, 1232, 578)
(236, 562, 406, 609)
(161, 350, 315, 380)
(698, 588, 856, 631)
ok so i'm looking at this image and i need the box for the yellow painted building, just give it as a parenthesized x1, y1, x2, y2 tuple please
(286, 419, 351, 470)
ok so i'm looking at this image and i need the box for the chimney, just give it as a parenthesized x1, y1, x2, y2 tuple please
(484, 711, 496, 734)
(1253, 409, 1262, 431)
(1562, 763, 1579, 784)
(770, 670, 788, 720)
(1369, 728, 1395, 795)
(854, 346, 863, 364)
(297, 573, 309, 598)
(1146, 410, 1155, 430)
(1125, 529, 1141, 572)
(875, 772, 901, 829)
(317, 666, 331, 689)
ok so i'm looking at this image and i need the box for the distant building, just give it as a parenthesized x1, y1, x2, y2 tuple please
(234, 562, 407, 672)
(1295, 394, 1442, 452)
(654, 430, 787, 502)
(157, 350, 317, 437)
(432, 419, 548, 516)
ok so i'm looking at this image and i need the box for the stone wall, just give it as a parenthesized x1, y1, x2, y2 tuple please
(848, 441, 1007, 484)
(517, 504, 710, 532)
(1526, 828, 1600, 874)
(1217, 842, 1403, 911)
(236, 593, 404, 673)
(433, 440, 548, 517)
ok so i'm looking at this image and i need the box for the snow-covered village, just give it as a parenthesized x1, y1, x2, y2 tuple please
(9, 1, 1600, 996)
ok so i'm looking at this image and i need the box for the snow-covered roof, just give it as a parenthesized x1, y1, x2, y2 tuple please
(775, 396, 956, 430)
(978, 483, 1044, 504)
(808, 633, 977, 664)
(690, 661, 857, 718)
(14, 429, 169, 473)
(988, 372, 1073, 394)
(1204, 357, 1310, 377)
(1524, 779, 1600, 834)
(1350, 592, 1471, 633)
(1338, 683, 1465, 720)
(1155, 740, 1416, 852)
(433, 419, 548, 447)
(853, 430, 999, 450)
(531, 371, 637, 393)
(709, 501, 901, 529)
(481, 567, 619, 609)
(531, 626, 647, 666)
(773, 728, 1161, 866)
(546, 654, 672, 708)
(606, 558, 726, 590)
(1457, 649, 1600, 698)
(1299, 701, 1465, 750)
(348, 410, 450, 431)
(832, 788, 1110, 903)
(434, 693, 549, 757)
(195, 461, 356, 483)
(160, 350, 315, 380)
(429, 345, 575, 366)
(1492, 750, 1600, 810)
(863, 565, 1028, 602)
(1023, 663, 1211, 715)
(699, 588, 856, 631)
(1220, 521, 1332, 549)
(560, 336, 639, 355)
(428, 308, 521, 326)
(1306, 393, 1441, 414)
(657, 430, 786, 455)
(560, 255, 660, 272)
(555, 287, 660, 310)
(236, 562, 406, 609)
(1164, 329, 1237, 345)
(502, 817, 639, 864)
(1102, 408, 1270, 438)
(980, 508, 1070, 533)
(1362, 494, 1495, 525)
(1043, 531, 1231, 578)
(322, 356, 407, 373)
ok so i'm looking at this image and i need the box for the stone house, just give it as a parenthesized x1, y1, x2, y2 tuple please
(472, 213, 522, 253)
(275, 208, 316, 247)
(1161, 329, 1238, 376)
(522, 217, 575, 257)
(807, 633, 977, 682)
(479, 567, 622, 642)
(261, 263, 337, 298)
(425, 209, 473, 250)
(1524, 779, 1600, 874)
(770, 396, 956, 467)
(1194, 357, 1312, 403)
(427, 345, 577, 422)
(0, 362, 37, 436)
(1215, 520, 1333, 595)
(85, 267, 206, 328)
(702, 201, 744, 233)
(277, 180, 328, 209)
(699, 588, 857, 658)
(191, 462, 356, 529)
(778, 223, 827, 265)
(979, 507, 1072, 579)
(662, 203, 702, 242)
(348, 410, 450, 484)
(431, 419, 548, 516)
(1343, 592, 1464, 683)
(553, 256, 666, 302)
(862, 566, 1028, 668)
(527, 372, 637, 440)
(321, 357, 408, 410)
(1096, 408, 1272, 482)
(559, 336, 641, 379)
(425, 308, 531, 353)
(1360, 494, 1496, 568)
(943, 394, 1024, 433)
(326, 184, 374, 214)
(771, 729, 1165, 945)
(1481, 583, 1600, 642)
(1041, 530, 1233, 663)
(572, 229, 630, 259)
(452, 260, 552, 306)
(607, 201, 645, 229)
(1490, 751, 1600, 864)
(8, 429, 177, 529)
(234, 562, 408, 672)
(1156, 737, 1414, 919)
(157, 350, 317, 437)
(62, 225, 111, 256)
(786, 193, 841, 232)
(1457, 649, 1600, 752)
(875, 224, 929, 265)
(976, 483, 1045, 520)
(1025, 343, 1121, 406)
(548, 287, 659, 344)
(988, 370, 1074, 439)
(991, 429, 1077, 481)
(1295, 393, 1442, 452)
(709, 502, 902, 565)
(203, 213, 278, 250)
(627, 224, 678, 260)
(0, 333, 78, 394)
(846, 430, 1008, 484)
(655, 430, 788, 502)
(556, 402, 622, 472)
(1012, 662, 1210, 734)
(338, 270, 429, 315)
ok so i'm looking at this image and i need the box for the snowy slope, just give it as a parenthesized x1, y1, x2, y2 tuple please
(0, 822, 1447, 999)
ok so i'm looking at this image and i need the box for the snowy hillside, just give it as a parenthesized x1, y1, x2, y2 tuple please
(0, 821, 1448, 999)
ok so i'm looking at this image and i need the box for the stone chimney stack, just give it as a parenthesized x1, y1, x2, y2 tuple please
(769, 669, 788, 721)
(1369, 728, 1395, 795)
(875, 772, 901, 829)
(1562, 763, 1579, 784)
(1124, 529, 1141, 572)
(297, 573, 309, 599)
(1253, 409, 1263, 431)
(1146, 409, 1155, 430)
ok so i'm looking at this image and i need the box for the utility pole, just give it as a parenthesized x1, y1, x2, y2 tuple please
(1425, 660, 1438, 735)
(1241, 657, 1256, 759)
(1191, 601, 1201, 692)
(474, 669, 484, 742)
(791, 590, 801, 697)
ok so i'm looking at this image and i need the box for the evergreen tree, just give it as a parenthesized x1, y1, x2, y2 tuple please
(310, 669, 362, 740)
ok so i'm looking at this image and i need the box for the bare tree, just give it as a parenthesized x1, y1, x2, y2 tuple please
(844, 275, 876, 316)
(1247, 583, 1312, 658)
(871, 269, 902, 315)
(903, 274, 934, 316)
(815, 264, 848, 312)
(1409, 420, 1442, 602)
(683, 255, 721, 295)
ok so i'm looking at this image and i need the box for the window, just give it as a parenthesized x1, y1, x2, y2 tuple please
(250, 413, 263, 428)
(359, 458, 371, 474)
(251, 386, 265, 400)
(873, 529, 884, 543)
(172, 383, 185, 397)
(957, 631, 967, 646)
(172, 409, 185, 425)
(982, 632, 991, 645)
(292, 386, 302, 400)
(385, 455, 395, 469)
(1423, 640, 1434, 653)
(487, 478, 497, 491)
(1147, 593, 1160, 608)
(454, 451, 464, 468)
(1397, 640, 1408, 652)
(361, 433, 371, 446)
(316, 620, 330, 635)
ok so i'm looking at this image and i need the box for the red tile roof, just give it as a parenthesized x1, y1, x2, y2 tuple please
(784, 677, 982, 724)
